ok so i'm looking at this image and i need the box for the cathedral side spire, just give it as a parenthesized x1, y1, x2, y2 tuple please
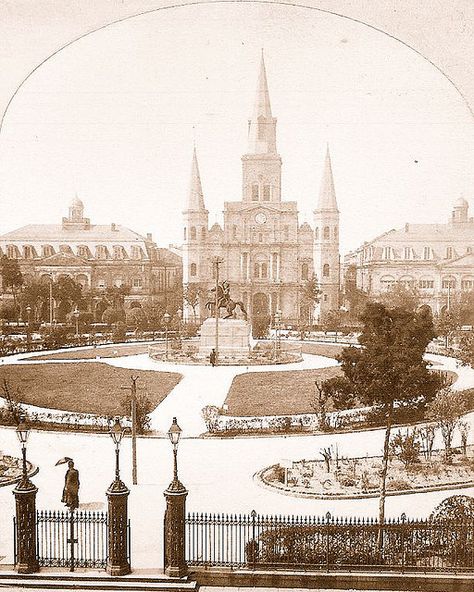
(317, 145, 338, 212)
(187, 147, 206, 211)
(247, 53, 277, 155)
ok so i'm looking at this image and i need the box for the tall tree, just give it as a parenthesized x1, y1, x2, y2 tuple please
(0, 256, 24, 312)
(376, 282, 422, 312)
(300, 274, 321, 326)
(52, 276, 83, 322)
(183, 283, 203, 322)
(338, 302, 440, 526)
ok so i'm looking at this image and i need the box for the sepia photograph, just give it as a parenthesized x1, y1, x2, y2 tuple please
(0, 2, 473, 591)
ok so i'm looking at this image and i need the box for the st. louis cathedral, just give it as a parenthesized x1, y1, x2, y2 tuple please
(182, 55, 341, 326)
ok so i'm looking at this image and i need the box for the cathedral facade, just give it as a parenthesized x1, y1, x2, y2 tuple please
(182, 55, 341, 327)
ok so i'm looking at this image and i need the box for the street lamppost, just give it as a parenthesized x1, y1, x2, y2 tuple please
(163, 312, 171, 361)
(25, 305, 31, 352)
(73, 307, 80, 338)
(274, 309, 282, 361)
(163, 417, 187, 577)
(14, 417, 39, 573)
(16, 418, 30, 487)
(106, 417, 130, 576)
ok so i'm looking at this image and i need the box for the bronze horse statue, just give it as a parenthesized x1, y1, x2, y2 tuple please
(205, 281, 247, 320)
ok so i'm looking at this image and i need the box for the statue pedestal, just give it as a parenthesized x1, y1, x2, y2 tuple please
(199, 318, 251, 360)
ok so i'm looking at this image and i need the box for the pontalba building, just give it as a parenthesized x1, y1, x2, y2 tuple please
(182, 55, 341, 325)
(345, 198, 474, 315)
(0, 197, 181, 312)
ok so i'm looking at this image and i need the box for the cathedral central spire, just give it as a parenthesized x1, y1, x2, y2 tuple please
(187, 147, 206, 211)
(317, 145, 338, 212)
(247, 52, 277, 155)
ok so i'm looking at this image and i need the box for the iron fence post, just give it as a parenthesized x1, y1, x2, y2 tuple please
(13, 479, 39, 573)
(106, 480, 131, 575)
(164, 479, 188, 577)
(326, 512, 331, 573)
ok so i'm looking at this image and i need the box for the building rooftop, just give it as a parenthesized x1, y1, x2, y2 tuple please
(0, 223, 147, 243)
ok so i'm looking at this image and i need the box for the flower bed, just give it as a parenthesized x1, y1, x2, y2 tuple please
(257, 446, 474, 499)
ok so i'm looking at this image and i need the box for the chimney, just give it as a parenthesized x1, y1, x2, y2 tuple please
(111, 223, 117, 231)
(147, 232, 152, 241)
(404, 223, 409, 233)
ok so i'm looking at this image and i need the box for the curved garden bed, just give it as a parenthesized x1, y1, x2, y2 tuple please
(256, 446, 474, 499)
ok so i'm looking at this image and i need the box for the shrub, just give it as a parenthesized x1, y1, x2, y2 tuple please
(112, 321, 126, 343)
(389, 429, 421, 468)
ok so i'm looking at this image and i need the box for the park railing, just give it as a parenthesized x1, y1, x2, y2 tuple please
(186, 511, 474, 572)
(34, 510, 109, 568)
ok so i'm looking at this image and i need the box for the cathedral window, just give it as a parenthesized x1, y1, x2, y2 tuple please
(132, 277, 143, 289)
(467, 247, 472, 254)
(323, 294, 328, 302)
(284, 225, 289, 241)
(334, 226, 338, 240)
(183, 227, 187, 241)
(315, 228, 319, 240)
(42, 245, 54, 258)
(190, 226, 197, 240)
(301, 263, 309, 280)
(254, 263, 260, 278)
(251, 184, 259, 201)
(261, 263, 268, 279)
(242, 253, 248, 279)
(323, 264, 330, 278)
(263, 185, 271, 201)
(423, 246, 432, 260)
(446, 246, 454, 259)
(190, 263, 197, 277)
(201, 227, 206, 240)
(232, 225, 237, 240)
(258, 233, 263, 243)
(323, 226, 330, 240)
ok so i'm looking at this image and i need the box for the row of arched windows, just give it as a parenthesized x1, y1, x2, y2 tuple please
(2, 244, 144, 260)
(369, 245, 472, 261)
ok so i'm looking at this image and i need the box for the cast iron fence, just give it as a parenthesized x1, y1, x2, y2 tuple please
(36, 510, 108, 568)
(186, 511, 474, 572)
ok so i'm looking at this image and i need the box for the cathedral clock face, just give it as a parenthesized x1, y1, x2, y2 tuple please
(255, 212, 267, 225)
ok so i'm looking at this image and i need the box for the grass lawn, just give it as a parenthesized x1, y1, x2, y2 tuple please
(225, 366, 342, 416)
(29, 343, 151, 361)
(300, 342, 345, 358)
(0, 363, 181, 415)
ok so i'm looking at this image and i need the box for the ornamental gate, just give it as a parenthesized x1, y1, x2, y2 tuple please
(185, 510, 474, 572)
(14, 510, 130, 569)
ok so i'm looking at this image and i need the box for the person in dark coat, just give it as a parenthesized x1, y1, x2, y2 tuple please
(61, 460, 80, 511)
(209, 348, 216, 367)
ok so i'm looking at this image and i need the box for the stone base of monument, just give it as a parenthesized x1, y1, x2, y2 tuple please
(198, 318, 251, 360)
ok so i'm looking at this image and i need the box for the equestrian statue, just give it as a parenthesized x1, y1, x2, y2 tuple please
(205, 280, 247, 320)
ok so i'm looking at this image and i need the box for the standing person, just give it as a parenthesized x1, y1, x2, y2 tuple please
(209, 348, 216, 367)
(61, 459, 80, 511)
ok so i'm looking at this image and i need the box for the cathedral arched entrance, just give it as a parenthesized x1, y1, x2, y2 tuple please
(252, 292, 270, 338)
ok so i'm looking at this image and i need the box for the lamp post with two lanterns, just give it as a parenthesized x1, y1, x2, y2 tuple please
(14, 418, 39, 574)
(106, 417, 131, 576)
(163, 417, 188, 577)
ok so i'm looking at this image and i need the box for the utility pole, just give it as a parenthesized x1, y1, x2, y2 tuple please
(121, 376, 139, 485)
(213, 257, 224, 366)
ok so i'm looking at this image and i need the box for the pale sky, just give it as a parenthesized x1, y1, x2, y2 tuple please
(0, 3, 473, 255)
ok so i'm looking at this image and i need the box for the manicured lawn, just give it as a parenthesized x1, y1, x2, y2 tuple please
(29, 343, 151, 361)
(225, 366, 342, 416)
(301, 342, 344, 358)
(0, 363, 181, 415)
